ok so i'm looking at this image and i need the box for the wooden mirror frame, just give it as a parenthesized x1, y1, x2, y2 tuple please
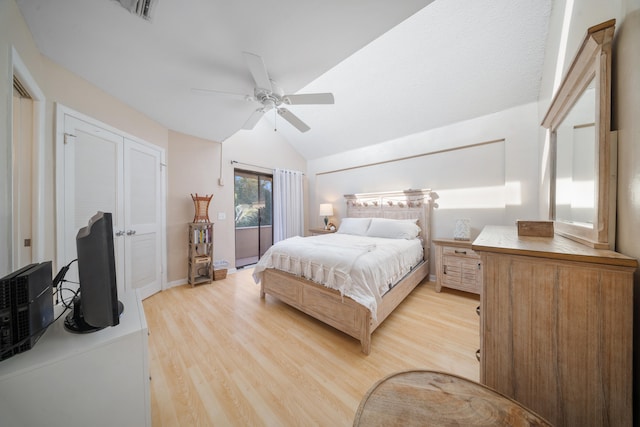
(542, 19, 616, 249)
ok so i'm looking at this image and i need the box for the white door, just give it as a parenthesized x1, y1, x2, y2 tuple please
(62, 115, 125, 289)
(59, 111, 164, 298)
(124, 139, 163, 298)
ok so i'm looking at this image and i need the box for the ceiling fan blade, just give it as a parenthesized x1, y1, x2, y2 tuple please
(191, 88, 254, 102)
(283, 93, 335, 105)
(243, 52, 272, 92)
(277, 108, 310, 133)
(242, 108, 266, 130)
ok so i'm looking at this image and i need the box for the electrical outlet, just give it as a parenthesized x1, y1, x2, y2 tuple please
(218, 212, 226, 220)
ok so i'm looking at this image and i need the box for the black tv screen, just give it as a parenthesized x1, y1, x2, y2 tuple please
(64, 211, 123, 333)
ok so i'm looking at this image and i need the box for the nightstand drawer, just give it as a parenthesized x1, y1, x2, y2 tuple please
(441, 246, 480, 259)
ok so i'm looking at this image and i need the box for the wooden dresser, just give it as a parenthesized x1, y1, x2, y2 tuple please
(472, 226, 637, 427)
(433, 238, 481, 294)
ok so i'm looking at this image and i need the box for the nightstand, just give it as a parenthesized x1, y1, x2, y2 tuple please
(309, 227, 336, 235)
(433, 238, 481, 295)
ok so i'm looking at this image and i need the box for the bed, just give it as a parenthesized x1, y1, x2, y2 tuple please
(253, 189, 434, 354)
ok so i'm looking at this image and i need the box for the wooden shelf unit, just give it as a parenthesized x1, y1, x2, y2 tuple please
(188, 222, 213, 286)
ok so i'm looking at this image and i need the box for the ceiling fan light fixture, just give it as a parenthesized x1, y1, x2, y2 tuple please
(263, 99, 276, 110)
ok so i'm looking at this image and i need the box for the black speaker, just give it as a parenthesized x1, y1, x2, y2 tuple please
(12, 262, 53, 354)
(0, 264, 35, 360)
(0, 262, 53, 361)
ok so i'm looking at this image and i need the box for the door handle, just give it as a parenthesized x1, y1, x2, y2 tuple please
(115, 230, 125, 236)
(126, 230, 137, 236)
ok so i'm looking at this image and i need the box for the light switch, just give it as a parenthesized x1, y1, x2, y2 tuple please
(218, 212, 226, 220)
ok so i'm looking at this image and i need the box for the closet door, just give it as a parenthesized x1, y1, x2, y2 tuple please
(60, 111, 164, 298)
(124, 139, 162, 298)
(62, 116, 125, 289)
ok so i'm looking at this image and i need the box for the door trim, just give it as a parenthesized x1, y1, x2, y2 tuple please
(55, 103, 167, 294)
(11, 47, 46, 267)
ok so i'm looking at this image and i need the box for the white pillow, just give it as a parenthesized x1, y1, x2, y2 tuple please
(366, 218, 421, 239)
(336, 218, 372, 236)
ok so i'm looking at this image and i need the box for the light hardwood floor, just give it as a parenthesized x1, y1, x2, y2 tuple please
(143, 267, 480, 426)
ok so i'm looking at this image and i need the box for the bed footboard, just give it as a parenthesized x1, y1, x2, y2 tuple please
(261, 268, 373, 353)
(260, 260, 428, 354)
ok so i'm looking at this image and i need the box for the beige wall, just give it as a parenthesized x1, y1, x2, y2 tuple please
(166, 119, 307, 284)
(43, 57, 169, 151)
(167, 131, 220, 283)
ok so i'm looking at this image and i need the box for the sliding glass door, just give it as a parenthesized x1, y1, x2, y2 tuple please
(234, 170, 273, 268)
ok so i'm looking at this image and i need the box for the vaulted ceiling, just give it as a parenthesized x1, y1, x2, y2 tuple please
(16, 0, 552, 160)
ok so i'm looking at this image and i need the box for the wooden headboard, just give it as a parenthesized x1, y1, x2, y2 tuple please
(343, 189, 434, 261)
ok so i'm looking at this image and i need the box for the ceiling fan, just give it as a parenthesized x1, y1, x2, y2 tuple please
(193, 52, 334, 133)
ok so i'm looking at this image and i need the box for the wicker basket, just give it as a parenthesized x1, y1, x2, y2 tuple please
(191, 193, 213, 222)
(213, 268, 227, 280)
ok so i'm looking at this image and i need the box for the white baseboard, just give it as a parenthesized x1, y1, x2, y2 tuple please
(167, 279, 187, 289)
(166, 268, 239, 290)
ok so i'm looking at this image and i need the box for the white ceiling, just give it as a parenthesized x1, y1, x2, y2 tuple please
(16, 0, 552, 160)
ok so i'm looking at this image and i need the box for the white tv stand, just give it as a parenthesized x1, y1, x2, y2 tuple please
(0, 291, 150, 427)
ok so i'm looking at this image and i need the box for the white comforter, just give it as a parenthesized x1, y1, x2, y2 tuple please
(252, 233, 423, 317)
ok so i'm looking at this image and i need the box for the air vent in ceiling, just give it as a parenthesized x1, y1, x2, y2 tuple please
(113, 0, 158, 21)
(13, 77, 31, 99)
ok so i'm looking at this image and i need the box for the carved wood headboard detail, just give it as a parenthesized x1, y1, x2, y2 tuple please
(344, 189, 434, 261)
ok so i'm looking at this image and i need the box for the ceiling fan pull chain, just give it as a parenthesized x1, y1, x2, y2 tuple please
(274, 108, 277, 132)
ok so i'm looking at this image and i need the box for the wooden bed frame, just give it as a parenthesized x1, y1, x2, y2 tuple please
(259, 189, 434, 354)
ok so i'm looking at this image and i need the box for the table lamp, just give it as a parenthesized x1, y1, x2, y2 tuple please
(319, 204, 333, 229)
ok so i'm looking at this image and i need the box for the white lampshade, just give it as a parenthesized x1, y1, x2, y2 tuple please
(319, 203, 333, 217)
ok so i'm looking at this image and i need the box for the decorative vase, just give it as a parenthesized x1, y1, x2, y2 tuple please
(453, 218, 471, 241)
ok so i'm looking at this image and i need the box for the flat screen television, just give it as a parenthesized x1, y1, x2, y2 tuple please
(64, 211, 124, 333)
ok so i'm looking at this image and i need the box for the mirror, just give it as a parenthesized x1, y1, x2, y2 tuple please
(554, 79, 596, 228)
(542, 19, 616, 249)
